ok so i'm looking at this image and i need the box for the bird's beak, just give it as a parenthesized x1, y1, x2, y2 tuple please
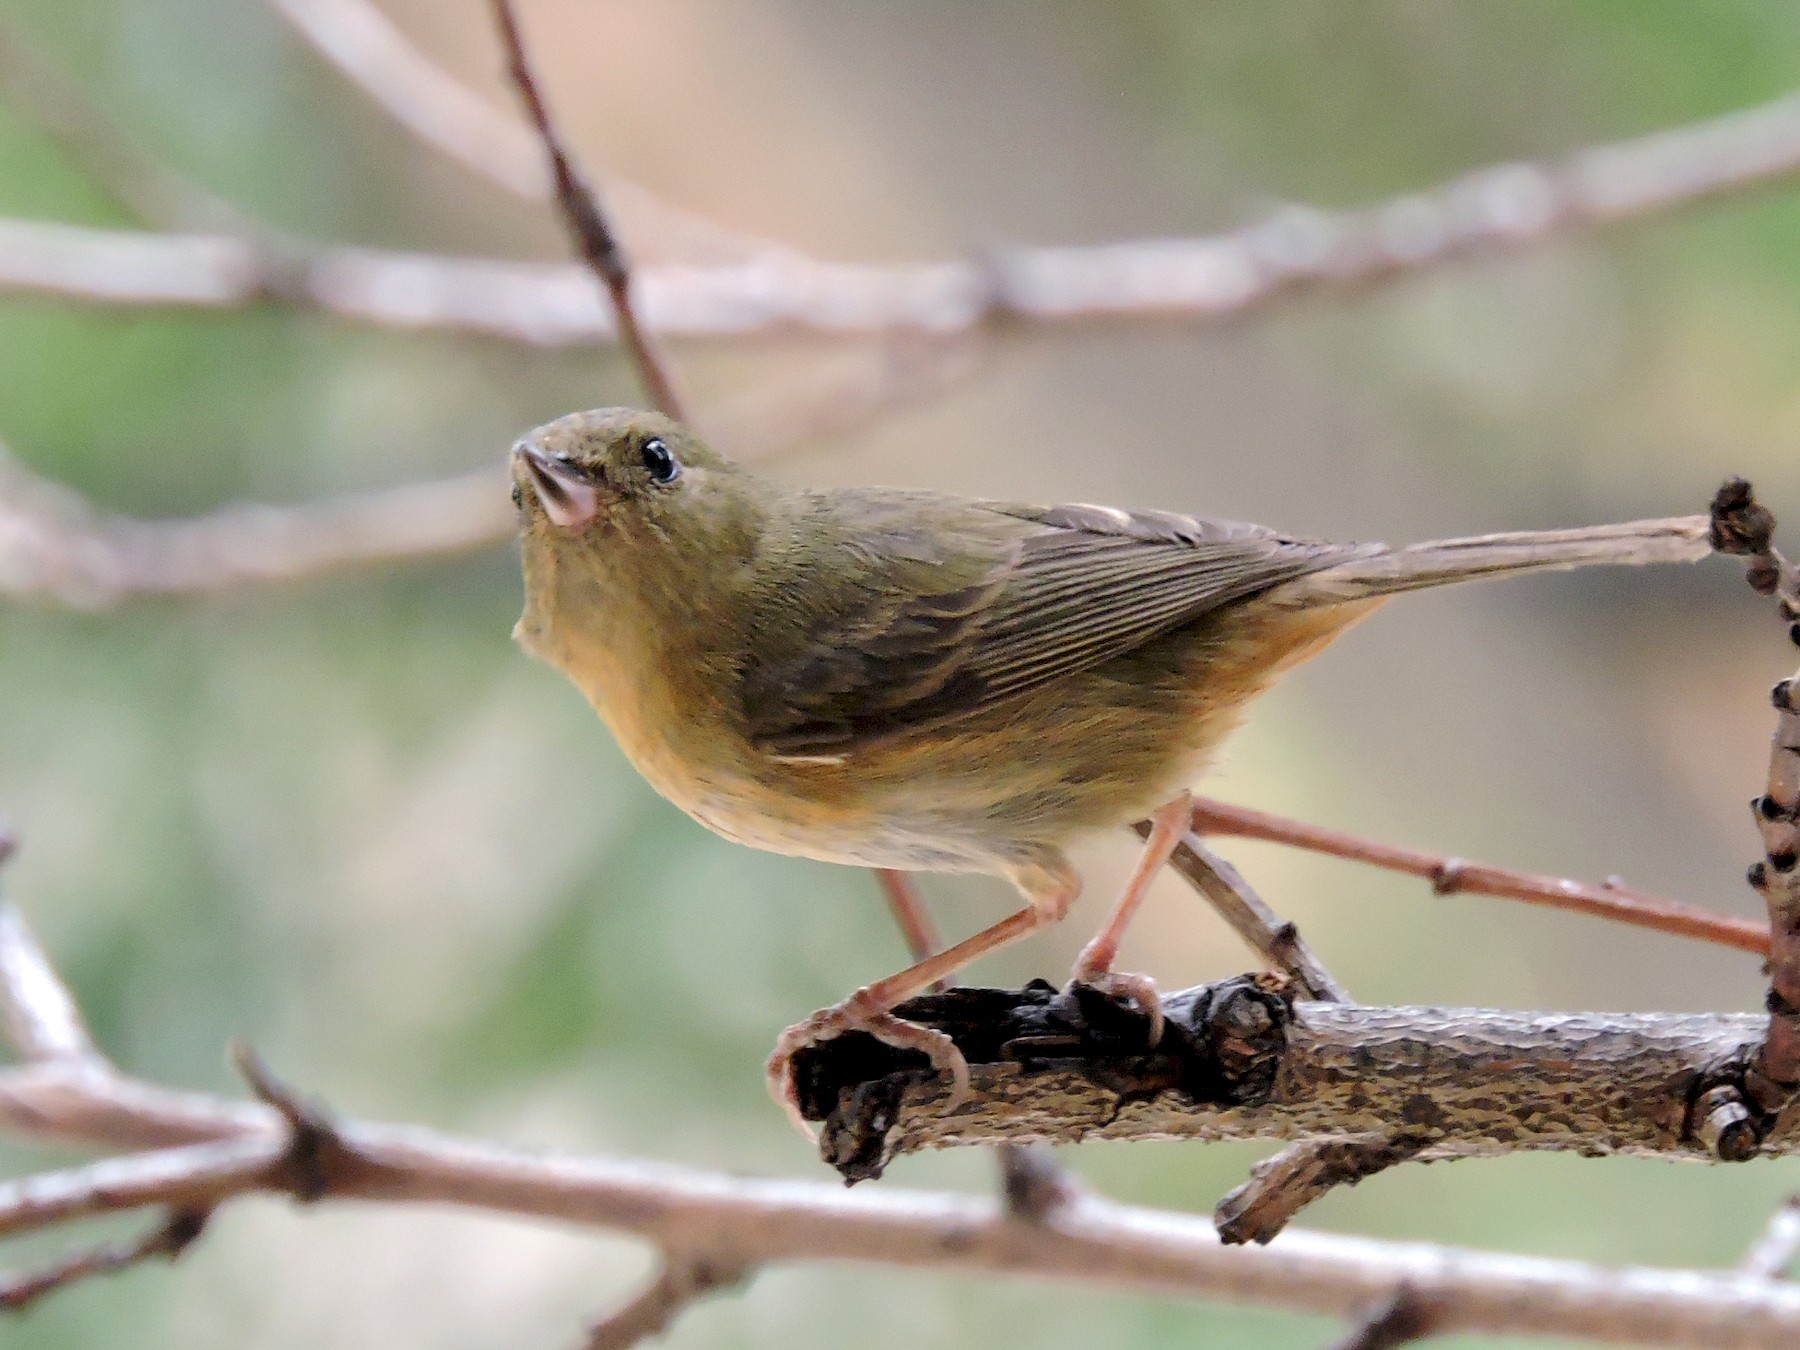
(513, 442, 601, 531)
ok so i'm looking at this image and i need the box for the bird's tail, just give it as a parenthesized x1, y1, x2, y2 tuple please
(1279, 515, 1713, 605)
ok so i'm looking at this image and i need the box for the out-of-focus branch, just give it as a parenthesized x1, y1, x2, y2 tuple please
(275, 0, 547, 199)
(0, 446, 511, 609)
(0, 902, 98, 1066)
(2, 903, 1797, 1345)
(268, 0, 791, 267)
(489, 0, 683, 419)
(0, 21, 249, 233)
(0, 335, 982, 609)
(581, 1255, 752, 1350)
(12, 87, 1800, 341)
(0, 1209, 209, 1311)
(1189, 797, 1771, 957)
(1322, 1288, 1438, 1350)
(1741, 1197, 1800, 1281)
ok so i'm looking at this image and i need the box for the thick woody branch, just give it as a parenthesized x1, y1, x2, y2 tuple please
(792, 979, 1784, 1202)
(13, 88, 1800, 342)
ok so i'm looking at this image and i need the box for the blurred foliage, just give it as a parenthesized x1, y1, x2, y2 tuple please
(2, 1, 1800, 1347)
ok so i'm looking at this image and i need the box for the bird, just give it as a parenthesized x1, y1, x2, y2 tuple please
(509, 406, 1714, 1131)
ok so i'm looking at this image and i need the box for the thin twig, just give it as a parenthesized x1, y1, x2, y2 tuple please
(0, 1208, 209, 1311)
(1152, 829, 1351, 1002)
(1741, 1197, 1800, 1280)
(16, 87, 1800, 340)
(1321, 1287, 1439, 1350)
(1215, 1137, 1424, 1247)
(488, 0, 683, 419)
(582, 1254, 751, 1350)
(1189, 797, 1769, 957)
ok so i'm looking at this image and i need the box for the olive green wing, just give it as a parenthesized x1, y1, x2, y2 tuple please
(738, 491, 1357, 761)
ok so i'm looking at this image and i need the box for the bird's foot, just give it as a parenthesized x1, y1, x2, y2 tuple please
(1066, 965, 1164, 1047)
(766, 990, 970, 1138)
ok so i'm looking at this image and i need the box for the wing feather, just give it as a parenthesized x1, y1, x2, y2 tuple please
(738, 491, 1356, 758)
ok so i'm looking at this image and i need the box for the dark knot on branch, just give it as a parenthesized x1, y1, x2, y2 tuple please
(789, 975, 1294, 1183)
(1710, 477, 1776, 561)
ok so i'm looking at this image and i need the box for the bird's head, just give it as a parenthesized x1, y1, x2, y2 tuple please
(509, 407, 760, 668)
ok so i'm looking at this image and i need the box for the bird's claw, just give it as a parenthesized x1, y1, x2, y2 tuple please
(1067, 968, 1164, 1047)
(766, 992, 970, 1139)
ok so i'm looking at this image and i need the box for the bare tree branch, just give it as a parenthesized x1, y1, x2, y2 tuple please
(488, 0, 683, 419)
(581, 1254, 752, 1350)
(1321, 1287, 1439, 1350)
(275, 0, 547, 200)
(1153, 830, 1350, 1002)
(1, 1050, 1798, 1347)
(0, 20, 249, 234)
(1742, 1197, 1800, 1281)
(0, 334, 982, 609)
(0, 903, 98, 1067)
(1708, 481, 1800, 1115)
(1189, 797, 1771, 957)
(0, 444, 511, 609)
(0, 904, 1794, 1344)
(268, 0, 791, 267)
(798, 980, 1787, 1189)
(12, 88, 1800, 341)
(1215, 1136, 1424, 1248)
(0, 1208, 209, 1312)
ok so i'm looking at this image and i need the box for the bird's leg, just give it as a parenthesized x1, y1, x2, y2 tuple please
(874, 869, 946, 989)
(766, 860, 1080, 1135)
(1068, 790, 1193, 1046)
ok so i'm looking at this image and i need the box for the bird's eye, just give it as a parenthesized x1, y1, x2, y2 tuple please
(511, 483, 524, 509)
(640, 437, 679, 484)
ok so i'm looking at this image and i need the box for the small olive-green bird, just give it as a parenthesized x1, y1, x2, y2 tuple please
(511, 408, 1713, 1128)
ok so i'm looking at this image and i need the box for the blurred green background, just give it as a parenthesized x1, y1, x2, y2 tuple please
(3, 2, 1800, 1346)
